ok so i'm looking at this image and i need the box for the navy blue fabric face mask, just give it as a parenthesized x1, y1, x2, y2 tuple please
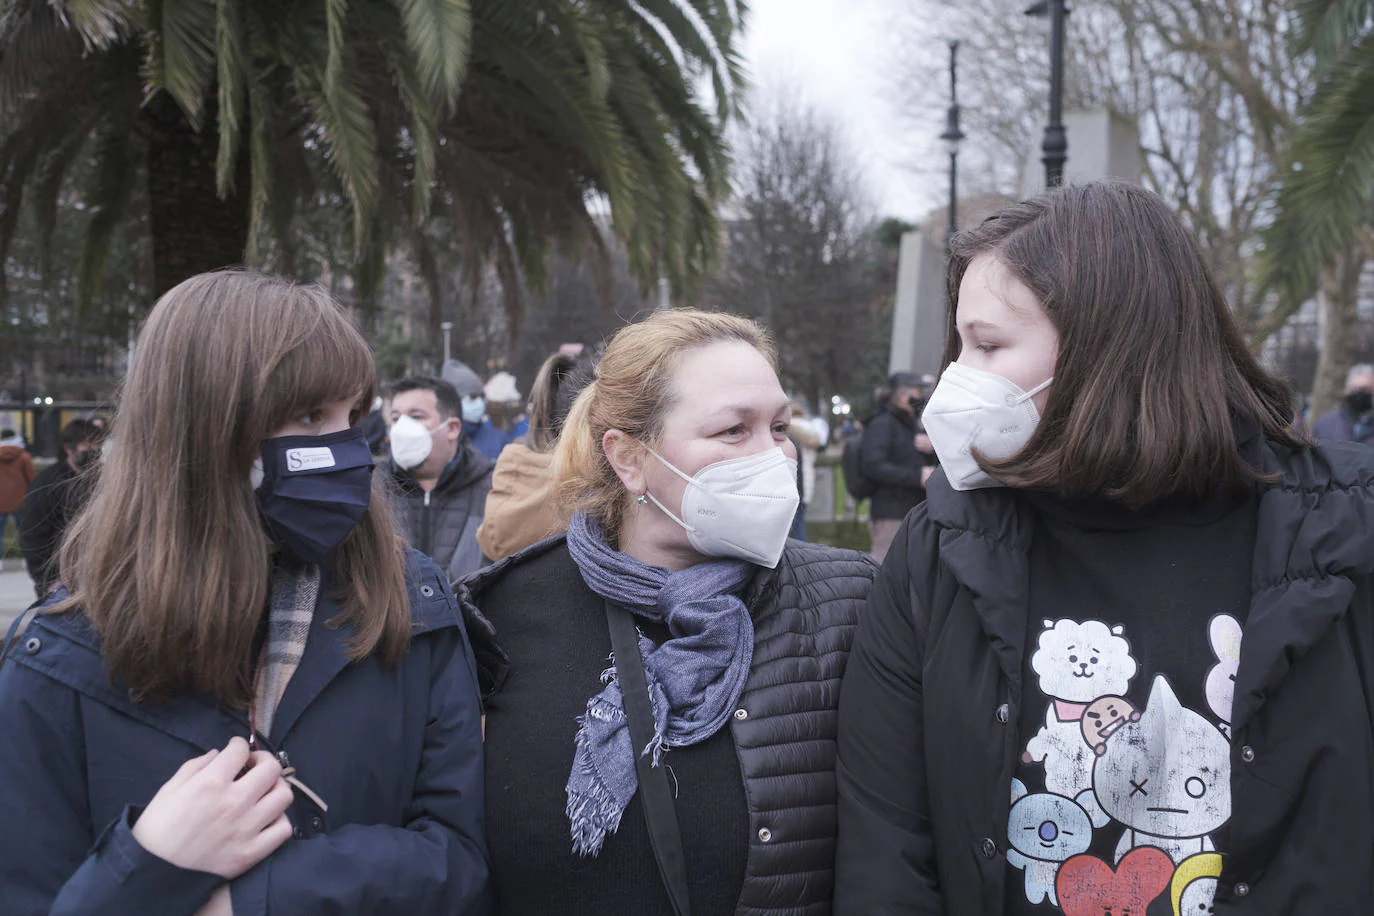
(254, 427, 374, 564)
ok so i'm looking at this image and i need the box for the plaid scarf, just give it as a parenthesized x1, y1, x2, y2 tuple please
(253, 562, 321, 739)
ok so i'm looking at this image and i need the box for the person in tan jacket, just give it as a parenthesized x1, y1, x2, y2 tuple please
(477, 350, 598, 562)
(0, 428, 36, 544)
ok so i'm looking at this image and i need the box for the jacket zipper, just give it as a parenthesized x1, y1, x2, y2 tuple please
(420, 490, 432, 556)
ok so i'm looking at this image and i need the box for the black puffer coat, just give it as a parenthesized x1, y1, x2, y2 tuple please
(390, 443, 493, 581)
(461, 536, 877, 915)
(834, 439, 1374, 914)
(859, 404, 932, 520)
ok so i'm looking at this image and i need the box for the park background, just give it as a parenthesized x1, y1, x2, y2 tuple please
(1, 0, 1371, 594)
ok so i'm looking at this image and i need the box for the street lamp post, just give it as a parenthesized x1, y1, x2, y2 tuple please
(938, 40, 965, 254)
(440, 321, 453, 364)
(1025, 0, 1069, 187)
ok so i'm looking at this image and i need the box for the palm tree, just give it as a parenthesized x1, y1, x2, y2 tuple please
(1256, 0, 1373, 319)
(0, 0, 744, 330)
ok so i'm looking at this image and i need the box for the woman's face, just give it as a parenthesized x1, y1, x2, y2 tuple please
(632, 341, 795, 560)
(953, 255, 1060, 413)
(268, 398, 358, 439)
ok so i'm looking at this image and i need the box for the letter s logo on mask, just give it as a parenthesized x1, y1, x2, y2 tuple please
(921, 363, 1052, 491)
(285, 446, 338, 472)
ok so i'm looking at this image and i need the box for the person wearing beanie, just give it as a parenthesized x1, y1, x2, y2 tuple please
(443, 359, 512, 461)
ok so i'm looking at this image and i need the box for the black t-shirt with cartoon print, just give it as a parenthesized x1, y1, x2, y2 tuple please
(1006, 487, 1257, 916)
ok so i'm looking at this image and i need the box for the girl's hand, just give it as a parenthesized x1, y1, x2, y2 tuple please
(195, 885, 234, 916)
(132, 737, 295, 878)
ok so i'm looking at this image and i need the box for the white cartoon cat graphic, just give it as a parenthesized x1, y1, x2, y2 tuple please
(1093, 675, 1232, 864)
(1023, 619, 1138, 797)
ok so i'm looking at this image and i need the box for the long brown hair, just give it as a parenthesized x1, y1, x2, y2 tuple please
(946, 182, 1304, 507)
(55, 271, 412, 705)
(554, 310, 775, 538)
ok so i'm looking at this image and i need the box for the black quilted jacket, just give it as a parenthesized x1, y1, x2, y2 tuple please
(389, 442, 493, 582)
(456, 535, 877, 915)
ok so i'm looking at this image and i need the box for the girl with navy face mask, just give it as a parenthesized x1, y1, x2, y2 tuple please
(461, 309, 877, 915)
(0, 271, 489, 916)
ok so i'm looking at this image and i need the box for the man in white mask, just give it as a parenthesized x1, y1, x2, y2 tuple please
(386, 376, 494, 581)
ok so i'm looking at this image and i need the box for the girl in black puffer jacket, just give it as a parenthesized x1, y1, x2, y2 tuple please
(836, 182, 1374, 915)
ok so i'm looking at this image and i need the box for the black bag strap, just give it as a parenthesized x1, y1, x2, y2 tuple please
(604, 601, 692, 916)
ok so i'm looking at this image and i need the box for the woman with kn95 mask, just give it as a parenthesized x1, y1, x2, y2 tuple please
(834, 182, 1374, 914)
(461, 309, 877, 915)
(0, 271, 489, 916)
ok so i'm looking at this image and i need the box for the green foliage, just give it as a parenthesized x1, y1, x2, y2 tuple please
(0, 0, 744, 337)
(1256, 0, 1374, 320)
(875, 217, 918, 251)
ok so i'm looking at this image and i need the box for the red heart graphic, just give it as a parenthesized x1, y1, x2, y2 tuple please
(1056, 848, 1175, 916)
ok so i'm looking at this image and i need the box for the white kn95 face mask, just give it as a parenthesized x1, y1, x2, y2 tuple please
(921, 363, 1053, 491)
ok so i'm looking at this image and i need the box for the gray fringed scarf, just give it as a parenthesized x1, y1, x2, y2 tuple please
(564, 512, 756, 856)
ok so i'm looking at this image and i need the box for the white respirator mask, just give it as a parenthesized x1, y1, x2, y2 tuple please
(921, 363, 1053, 491)
(389, 415, 446, 470)
(644, 446, 800, 568)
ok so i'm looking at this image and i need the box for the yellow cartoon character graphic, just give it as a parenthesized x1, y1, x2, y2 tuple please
(1171, 852, 1223, 915)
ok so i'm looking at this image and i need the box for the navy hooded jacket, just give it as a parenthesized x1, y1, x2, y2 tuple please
(0, 549, 489, 916)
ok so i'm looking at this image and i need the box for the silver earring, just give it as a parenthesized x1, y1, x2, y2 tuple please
(636, 494, 648, 505)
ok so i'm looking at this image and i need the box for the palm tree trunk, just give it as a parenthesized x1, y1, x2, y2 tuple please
(1310, 243, 1367, 418)
(140, 91, 251, 297)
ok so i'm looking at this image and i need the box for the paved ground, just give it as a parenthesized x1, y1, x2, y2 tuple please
(0, 566, 36, 635)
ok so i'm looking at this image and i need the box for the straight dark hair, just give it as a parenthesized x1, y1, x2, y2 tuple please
(60, 419, 100, 456)
(388, 376, 463, 420)
(945, 181, 1304, 507)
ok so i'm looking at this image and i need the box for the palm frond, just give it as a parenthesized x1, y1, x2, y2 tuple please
(51, 0, 138, 50)
(296, 65, 379, 248)
(0, 2, 87, 115)
(1257, 40, 1374, 318)
(356, 2, 440, 221)
(392, 0, 470, 105)
(144, 0, 217, 127)
(325, 0, 347, 99)
(214, 0, 249, 195)
(1296, 0, 1374, 60)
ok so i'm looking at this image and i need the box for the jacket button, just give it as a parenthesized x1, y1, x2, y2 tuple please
(1240, 745, 1256, 763)
(420, 585, 435, 597)
(980, 838, 998, 858)
(757, 827, 773, 843)
(995, 704, 1010, 725)
(734, 708, 748, 721)
(1234, 882, 1250, 897)
(310, 815, 324, 832)
(23, 636, 41, 654)
(293, 826, 304, 839)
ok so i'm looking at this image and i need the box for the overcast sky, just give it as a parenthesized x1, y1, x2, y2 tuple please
(739, 0, 937, 223)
